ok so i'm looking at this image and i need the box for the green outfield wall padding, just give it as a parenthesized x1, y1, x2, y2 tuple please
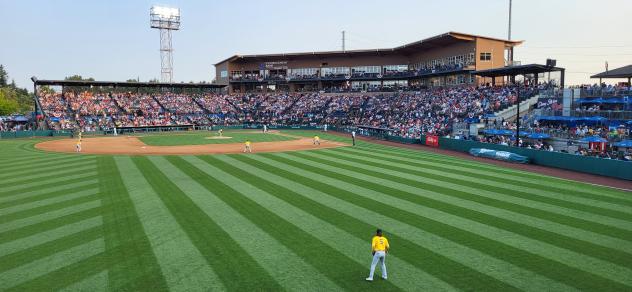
(439, 138, 632, 181)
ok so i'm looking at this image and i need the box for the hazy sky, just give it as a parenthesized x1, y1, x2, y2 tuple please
(1, 0, 631, 88)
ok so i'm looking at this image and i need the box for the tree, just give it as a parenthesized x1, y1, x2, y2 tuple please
(0, 88, 20, 115)
(0, 65, 8, 87)
(64, 75, 95, 81)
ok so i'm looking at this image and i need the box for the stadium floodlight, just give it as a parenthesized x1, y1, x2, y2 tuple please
(150, 5, 181, 83)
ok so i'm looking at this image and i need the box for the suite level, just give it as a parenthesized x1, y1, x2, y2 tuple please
(214, 32, 522, 93)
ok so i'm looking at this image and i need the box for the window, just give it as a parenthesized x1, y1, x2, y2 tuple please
(480, 52, 492, 61)
(220, 70, 228, 78)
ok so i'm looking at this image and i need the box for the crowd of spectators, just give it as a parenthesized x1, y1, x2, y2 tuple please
(36, 85, 532, 134)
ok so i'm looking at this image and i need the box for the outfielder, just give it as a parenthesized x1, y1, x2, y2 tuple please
(366, 228, 389, 281)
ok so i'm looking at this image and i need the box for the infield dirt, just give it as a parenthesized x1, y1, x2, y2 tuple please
(35, 135, 348, 155)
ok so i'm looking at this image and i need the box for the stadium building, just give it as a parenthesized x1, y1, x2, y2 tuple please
(214, 32, 522, 93)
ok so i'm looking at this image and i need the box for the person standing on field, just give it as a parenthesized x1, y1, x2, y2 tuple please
(75, 139, 82, 153)
(243, 139, 252, 153)
(351, 130, 356, 146)
(366, 229, 389, 281)
(313, 135, 320, 145)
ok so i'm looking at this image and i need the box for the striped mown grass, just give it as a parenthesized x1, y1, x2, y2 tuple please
(0, 133, 631, 291)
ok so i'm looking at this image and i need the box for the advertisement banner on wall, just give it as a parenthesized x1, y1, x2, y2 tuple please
(426, 135, 439, 147)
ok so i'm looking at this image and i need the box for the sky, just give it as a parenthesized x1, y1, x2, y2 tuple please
(1, 0, 631, 89)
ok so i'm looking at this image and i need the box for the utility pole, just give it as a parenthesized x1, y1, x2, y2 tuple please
(342, 30, 346, 52)
(508, 0, 513, 65)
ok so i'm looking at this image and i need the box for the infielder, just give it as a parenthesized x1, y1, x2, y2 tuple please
(243, 140, 252, 153)
(366, 229, 389, 281)
(218, 128, 223, 137)
(313, 135, 320, 145)
(75, 139, 82, 153)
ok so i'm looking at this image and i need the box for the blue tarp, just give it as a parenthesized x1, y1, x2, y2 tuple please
(579, 136, 608, 143)
(527, 133, 550, 139)
(613, 140, 632, 147)
(536, 116, 607, 123)
(469, 148, 529, 164)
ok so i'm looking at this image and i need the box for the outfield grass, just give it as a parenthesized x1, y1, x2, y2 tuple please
(1, 131, 631, 291)
(137, 130, 297, 146)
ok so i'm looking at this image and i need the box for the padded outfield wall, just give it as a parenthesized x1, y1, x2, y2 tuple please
(438, 138, 632, 181)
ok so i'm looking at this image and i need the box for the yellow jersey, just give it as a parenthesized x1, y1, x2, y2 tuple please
(371, 235, 389, 252)
(245, 141, 251, 146)
(314, 136, 320, 140)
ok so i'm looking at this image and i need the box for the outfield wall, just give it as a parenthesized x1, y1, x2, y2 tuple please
(438, 138, 632, 181)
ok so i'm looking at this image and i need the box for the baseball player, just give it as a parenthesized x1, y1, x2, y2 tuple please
(243, 140, 252, 153)
(218, 128, 223, 137)
(366, 229, 389, 281)
(263, 124, 268, 133)
(75, 139, 82, 153)
(313, 135, 320, 145)
(352, 130, 356, 146)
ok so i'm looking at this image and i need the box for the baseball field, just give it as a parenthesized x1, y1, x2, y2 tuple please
(1, 130, 631, 291)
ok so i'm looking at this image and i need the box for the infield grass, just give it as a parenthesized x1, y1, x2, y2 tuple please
(1, 130, 631, 291)
(137, 130, 297, 146)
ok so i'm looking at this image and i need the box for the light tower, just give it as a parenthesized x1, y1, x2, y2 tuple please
(150, 6, 180, 83)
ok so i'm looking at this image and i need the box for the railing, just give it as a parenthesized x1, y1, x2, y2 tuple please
(570, 110, 632, 120)
(579, 88, 632, 98)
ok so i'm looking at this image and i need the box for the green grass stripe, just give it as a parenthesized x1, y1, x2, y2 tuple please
(286, 152, 632, 255)
(206, 155, 538, 291)
(0, 158, 96, 181)
(0, 238, 104, 290)
(5, 251, 106, 292)
(0, 183, 98, 209)
(283, 152, 632, 278)
(336, 146, 632, 204)
(131, 156, 280, 291)
(0, 180, 98, 205)
(309, 150, 632, 228)
(174, 155, 403, 292)
(0, 200, 101, 233)
(230, 154, 580, 291)
(349, 140, 631, 197)
(1, 188, 99, 216)
(248, 153, 631, 290)
(319, 149, 632, 220)
(1, 155, 91, 173)
(0, 153, 75, 166)
(298, 150, 632, 241)
(0, 216, 102, 257)
(0, 226, 102, 273)
(149, 156, 343, 292)
(97, 156, 169, 291)
(0, 208, 101, 247)
(0, 192, 100, 226)
(0, 171, 98, 195)
(59, 270, 107, 292)
(114, 156, 225, 291)
(0, 164, 96, 187)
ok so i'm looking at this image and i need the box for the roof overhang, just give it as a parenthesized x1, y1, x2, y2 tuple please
(32, 78, 225, 89)
(590, 65, 632, 79)
(215, 31, 523, 65)
(473, 64, 564, 77)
